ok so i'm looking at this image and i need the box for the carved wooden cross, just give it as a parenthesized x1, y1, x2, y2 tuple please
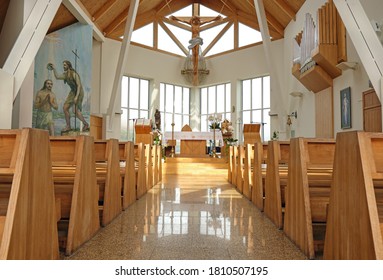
(170, 12, 221, 85)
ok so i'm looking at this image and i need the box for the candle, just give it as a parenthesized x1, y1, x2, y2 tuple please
(172, 112, 174, 123)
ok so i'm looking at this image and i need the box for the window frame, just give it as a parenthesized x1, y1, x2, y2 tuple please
(120, 76, 150, 141)
(241, 75, 271, 142)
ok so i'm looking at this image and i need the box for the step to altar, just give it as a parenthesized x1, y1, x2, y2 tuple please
(162, 156, 228, 175)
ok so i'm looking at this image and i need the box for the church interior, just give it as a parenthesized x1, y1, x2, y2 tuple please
(1, 0, 383, 262)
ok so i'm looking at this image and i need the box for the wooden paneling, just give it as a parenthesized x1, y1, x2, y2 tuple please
(363, 89, 382, 132)
(0, 0, 10, 32)
(90, 115, 103, 140)
(43, 0, 306, 46)
(315, 87, 334, 138)
(324, 131, 383, 259)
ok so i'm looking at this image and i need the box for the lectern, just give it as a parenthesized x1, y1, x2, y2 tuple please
(135, 119, 153, 144)
(243, 123, 261, 145)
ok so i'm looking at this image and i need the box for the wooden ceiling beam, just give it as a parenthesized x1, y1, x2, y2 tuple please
(237, 10, 259, 29)
(237, 10, 281, 39)
(200, 16, 230, 32)
(202, 21, 233, 56)
(265, 11, 284, 36)
(271, 0, 296, 21)
(134, 9, 157, 29)
(63, 0, 104, 41)
(158, 20, 188, 55)
(163, 16, 191, 32)
(109, 9, 157, 38)
(156, 0, 193, 17)
(156, 0, 175, 14)
(245, 0, 255, 9)
(104, 7, 129, 36)
(92, 0, 115, 22)
(199, 0, 237, 18)
(218, 0, 237, 13)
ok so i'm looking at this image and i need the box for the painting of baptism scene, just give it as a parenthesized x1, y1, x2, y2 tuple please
(33, 22, 92, 136)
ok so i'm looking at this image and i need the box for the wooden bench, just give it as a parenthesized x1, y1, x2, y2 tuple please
(94, 139, 122, 226)
(0, 128, 58, 259)
(50, 135, 100, 256)
(228, 145, 237, 185)
(324, 131, 383, 259)
(284, 137, 335, 259)
(145, 144, 154, 192)
(135, 143, 147, 199)
(236, 145, 245, 193)
(119, 141, 136, 210)
(153, 144, 162, 185)
(264, 141, 289, 229)
(242, 144, 254, 200)
(251, 142, 268, 211)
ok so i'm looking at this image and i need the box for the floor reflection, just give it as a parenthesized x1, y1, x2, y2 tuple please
(64, 175, 307, 260)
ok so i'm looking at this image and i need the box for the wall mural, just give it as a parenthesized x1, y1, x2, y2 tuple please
(33, 23, 92, 136)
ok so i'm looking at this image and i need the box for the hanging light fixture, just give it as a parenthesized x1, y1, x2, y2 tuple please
(181, 36, 209, 86)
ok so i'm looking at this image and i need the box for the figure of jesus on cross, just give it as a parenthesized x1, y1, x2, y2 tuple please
(170, 14, 222, 85)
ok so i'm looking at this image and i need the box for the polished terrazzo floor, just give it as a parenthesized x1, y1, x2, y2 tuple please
(63, 174, 307, 260)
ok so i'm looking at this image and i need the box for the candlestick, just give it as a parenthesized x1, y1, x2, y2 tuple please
(170, 122, 175, 158)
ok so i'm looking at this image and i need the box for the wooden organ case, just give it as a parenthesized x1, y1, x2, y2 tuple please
(292, 0, 347, 93)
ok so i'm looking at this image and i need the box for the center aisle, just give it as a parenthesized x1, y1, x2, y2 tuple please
(64, 164, 307, 260)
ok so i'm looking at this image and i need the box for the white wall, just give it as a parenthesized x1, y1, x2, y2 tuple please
(96, 39, 186, 138)
(95, 38, 275, 140)
(283, 0, 327, 138)
(0, 0, 25, 67)
(93, 0, 383, 140)
(282, 0, 382, 137)
(0, 69, 14, 128)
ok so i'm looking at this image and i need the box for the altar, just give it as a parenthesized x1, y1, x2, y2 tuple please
(164, 130, 223, 156)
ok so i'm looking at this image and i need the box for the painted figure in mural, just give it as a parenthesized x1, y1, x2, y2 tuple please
(342, 92, 350, 127)
(48, 60, 89, 132)
(34, 79, 58, 136)
(154, 109, 161, 130)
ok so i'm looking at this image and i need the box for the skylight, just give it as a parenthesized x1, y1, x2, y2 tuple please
(131, 23, 153, 47)
(130, 3, 262, 57)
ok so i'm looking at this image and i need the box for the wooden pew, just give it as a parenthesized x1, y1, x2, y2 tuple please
(0, 128, 58, 259)
(151, 144, 160, 187)
(324, 131, 383, 259)
(145, 144, 154, 191)
(94, 139, 122, 226)
(251, 142, 268, 211)
(135, 143, 147, 199)
(243, 144, 254, 200)
(50, 136, 100, 256)
(228, 145, 235, 184)
(264, 141, 289, 229)
(119, 141, 136, 210)
(284, 137, 335, 259)
(152, 144, 162, 186)
(236, 145, 245, 193)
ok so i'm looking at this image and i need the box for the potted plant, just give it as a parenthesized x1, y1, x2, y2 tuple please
(271, 130, 279, 140)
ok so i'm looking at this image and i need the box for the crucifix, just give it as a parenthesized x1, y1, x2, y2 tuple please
(170, 7, 222, 85)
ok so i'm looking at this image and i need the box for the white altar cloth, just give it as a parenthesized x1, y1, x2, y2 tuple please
(164, 131, 223, 142)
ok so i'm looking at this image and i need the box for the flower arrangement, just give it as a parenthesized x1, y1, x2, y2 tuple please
(208, 114, 222, 130)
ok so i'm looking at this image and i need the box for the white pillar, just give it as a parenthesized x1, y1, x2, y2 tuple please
(0, 69, 14, 128)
